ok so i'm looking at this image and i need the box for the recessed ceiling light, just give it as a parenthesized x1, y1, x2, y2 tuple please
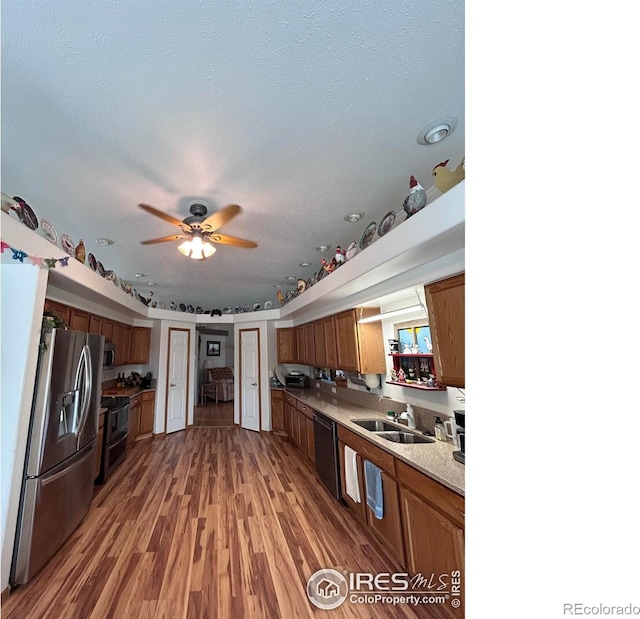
(134, 273, 146, 278)
(343, 211, 364, 223)
(417, 117, 458, 145)
(286, 276, 296, 281)
(299, 262, 310, 267)
(96, 238, 114, 246)
(273, 284, 282, 288)
(147, 282, 156, 286)
(315, 245, 330, 252)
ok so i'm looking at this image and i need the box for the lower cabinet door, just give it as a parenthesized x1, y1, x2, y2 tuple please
(305, 417, 315, 464)
(365, 472, 405, 566)
(399, 487, 465, 619)
(338, 440, 367, 523)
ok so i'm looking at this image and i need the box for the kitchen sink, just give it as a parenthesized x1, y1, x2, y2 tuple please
(352, 419, 400, 432)
(375, 431, 435, 444)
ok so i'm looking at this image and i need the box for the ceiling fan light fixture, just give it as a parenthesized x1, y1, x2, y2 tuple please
(178, 233, 216, 260)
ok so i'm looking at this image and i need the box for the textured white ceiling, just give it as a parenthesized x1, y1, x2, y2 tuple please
(1, 0, 464, 312)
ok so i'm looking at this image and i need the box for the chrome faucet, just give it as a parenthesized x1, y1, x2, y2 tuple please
(398, 404, 416, 430)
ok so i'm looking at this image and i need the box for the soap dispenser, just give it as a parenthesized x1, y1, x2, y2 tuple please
(434, 416, 446, 441)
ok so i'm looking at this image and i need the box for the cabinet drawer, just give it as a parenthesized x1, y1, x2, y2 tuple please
(271, 389, 284, 400)
(338, 426, 395, 475)
(396, 460, 464, 527)
(296, 400, 313, 419)
(142, 391, 155, 402)
(131, 394, 143, 408)
(284, 392, 297, 406)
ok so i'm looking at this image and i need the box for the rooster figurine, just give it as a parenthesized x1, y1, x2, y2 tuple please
(402, 175, 427, 219)
(321, 258, 336, 274)
(432, 157, 465, 193)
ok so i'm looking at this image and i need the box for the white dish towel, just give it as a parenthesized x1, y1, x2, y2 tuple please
(344, 445, 361, 503)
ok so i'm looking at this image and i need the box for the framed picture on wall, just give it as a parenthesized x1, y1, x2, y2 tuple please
(207, 341, 221, 356)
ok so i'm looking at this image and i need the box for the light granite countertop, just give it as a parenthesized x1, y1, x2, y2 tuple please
(285, 388, 465, 496)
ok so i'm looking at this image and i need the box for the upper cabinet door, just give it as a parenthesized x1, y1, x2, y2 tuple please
(424, 273, 465, 388)
(277, 328, 296, 364)
(130, 327, 151, 365)
(334, 310, 360, 372)
(313, 320, 326, 367)
(323, 316, 338, 369)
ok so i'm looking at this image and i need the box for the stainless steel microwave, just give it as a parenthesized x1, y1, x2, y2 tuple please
(103, 342, 116, 368)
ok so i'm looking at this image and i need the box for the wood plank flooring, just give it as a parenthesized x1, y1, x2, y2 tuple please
(3, 427, 435, 618)
(193, 401, 235, 427)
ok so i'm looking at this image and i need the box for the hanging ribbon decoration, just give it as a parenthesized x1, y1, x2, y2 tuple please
(0, 239, 70, 270)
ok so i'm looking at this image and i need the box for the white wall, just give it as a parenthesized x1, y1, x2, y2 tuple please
(1, 264, 48, 592)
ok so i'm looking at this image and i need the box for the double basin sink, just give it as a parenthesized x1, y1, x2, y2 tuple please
(352, 419, 434, 444)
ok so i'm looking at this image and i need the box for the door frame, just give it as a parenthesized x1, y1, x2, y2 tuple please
(164, 327, 191, 433)
(239, 327, 261, 431)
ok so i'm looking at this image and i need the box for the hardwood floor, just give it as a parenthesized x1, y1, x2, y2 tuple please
(3, 428, 434, 618)
(193, 401, 234, 427)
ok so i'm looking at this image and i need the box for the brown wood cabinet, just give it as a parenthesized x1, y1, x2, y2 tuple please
(282, 393, 315, 464)
(295, 326, 306, 365)
(424, 273, 465, 388)
(128, 393, 143, 448)
(397, 460, 465, 619)
(68, 308, 90, 332)
(139, 391, 155, 436)
(302, 323, 315, 366)
(88, 314, 103, 335)
(112, 322, 124, 365)
(334, 308, 386, 374)
(313, 320, 325, 367)
(323, 315, 338, 368)
(44, 299, 71, 326)
(129, 327, 151, 364)
(277, 328, 296, 364)
(304, 416, 315, 464)
(270, 389, 285, 431)
(337, 425, 405, 565)
(41, 299, 148, 366)
(101, 318, 114, 342)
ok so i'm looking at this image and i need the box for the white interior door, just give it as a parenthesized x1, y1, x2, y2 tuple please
(240, 328, 260, 432)
(166, 328, 189, 434)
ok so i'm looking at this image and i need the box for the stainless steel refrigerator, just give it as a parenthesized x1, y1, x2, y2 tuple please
(11, 328, 104, 586)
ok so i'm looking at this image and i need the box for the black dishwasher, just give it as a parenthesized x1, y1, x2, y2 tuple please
(313, 411, 341, 500)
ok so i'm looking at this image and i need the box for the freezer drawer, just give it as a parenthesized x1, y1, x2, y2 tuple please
(11, 442, 95, 585)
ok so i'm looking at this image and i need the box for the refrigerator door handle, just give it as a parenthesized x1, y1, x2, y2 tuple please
(75, 344, 93, 448)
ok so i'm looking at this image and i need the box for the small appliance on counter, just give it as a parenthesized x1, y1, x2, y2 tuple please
(452, 409, 465, 464)
(285, 372, 310, 388)
(140, 372, 153, 389)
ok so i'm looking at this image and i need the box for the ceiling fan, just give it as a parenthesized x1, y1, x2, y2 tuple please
(138, 202, 257, 260)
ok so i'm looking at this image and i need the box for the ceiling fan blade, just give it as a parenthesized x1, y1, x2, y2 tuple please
(208, 232, 258, 248)
(200, 203, 242, 232)
(140, 234, 188, 245)
(138, 203, 189, 229)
